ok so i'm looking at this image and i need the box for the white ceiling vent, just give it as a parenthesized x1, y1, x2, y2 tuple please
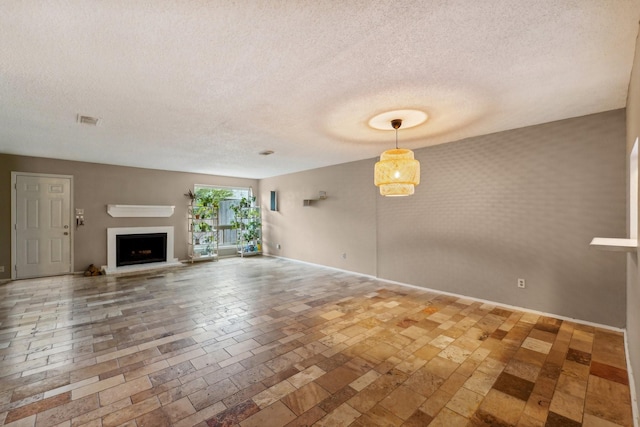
(77, 114, 100, 126)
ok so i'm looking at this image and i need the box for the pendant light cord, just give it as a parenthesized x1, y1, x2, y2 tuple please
(391, 119, 402, 149)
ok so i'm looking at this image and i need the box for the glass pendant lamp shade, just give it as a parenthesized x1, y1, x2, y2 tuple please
(374, 119, 420, 196)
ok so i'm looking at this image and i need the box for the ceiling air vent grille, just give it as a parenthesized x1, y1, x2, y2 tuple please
(77, 114, 100, 126)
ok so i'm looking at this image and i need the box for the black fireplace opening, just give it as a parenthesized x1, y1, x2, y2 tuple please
(116, 233, 167, 267)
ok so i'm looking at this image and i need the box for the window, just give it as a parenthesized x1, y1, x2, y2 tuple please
(194, 185, 252, 247)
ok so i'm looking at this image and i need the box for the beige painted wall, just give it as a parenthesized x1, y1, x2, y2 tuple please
(626, 30, 640, 423)
(261, 110, 626, 327)
(259, 159, 378, 276)
(0, 154, 258, 278)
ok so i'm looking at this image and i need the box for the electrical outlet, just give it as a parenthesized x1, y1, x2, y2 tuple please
(0, 266, 4, 273)
(276, 244, 281, 250)
(517, 278, 526, 288)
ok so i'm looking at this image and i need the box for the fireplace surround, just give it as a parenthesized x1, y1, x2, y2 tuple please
(105, 226, 181, 274)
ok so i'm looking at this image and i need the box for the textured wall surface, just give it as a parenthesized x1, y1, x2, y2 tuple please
(0, 155, 257, 278)
(377, 110, 626, 326)
(259, 159, 378, 276)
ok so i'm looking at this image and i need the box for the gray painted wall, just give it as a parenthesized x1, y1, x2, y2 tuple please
(378, 110, 626, 326)
(626, 29, 640, 424)
(262, 111, 627, 327)
(0, 155, 258, 278)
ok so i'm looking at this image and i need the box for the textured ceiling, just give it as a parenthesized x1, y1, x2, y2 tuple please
(1, 1, 639, 179)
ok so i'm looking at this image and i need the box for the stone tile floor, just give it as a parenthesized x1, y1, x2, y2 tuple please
(0, 257, 634, 426)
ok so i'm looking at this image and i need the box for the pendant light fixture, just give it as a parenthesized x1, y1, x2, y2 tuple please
(374, 119, 420, 196)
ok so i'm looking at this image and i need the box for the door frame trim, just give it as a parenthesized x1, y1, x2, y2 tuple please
(11, 172, 74, 280)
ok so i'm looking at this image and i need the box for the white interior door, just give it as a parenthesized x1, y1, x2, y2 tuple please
(13, 173, 72, 279)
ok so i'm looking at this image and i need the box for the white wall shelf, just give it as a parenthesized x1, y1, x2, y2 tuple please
(303, 191, 327, 206)
(590, 237, 638, 252)
(107, 204, 175, 218)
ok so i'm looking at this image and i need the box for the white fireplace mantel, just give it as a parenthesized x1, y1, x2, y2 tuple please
(107, 204, 175, 218)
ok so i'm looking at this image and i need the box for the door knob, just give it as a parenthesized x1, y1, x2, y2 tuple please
(64, 225, 69, 229)
(64, 232, 69, 235)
